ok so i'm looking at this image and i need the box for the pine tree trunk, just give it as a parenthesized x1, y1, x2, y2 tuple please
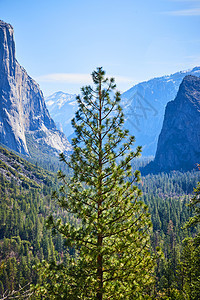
(97, 78, 103, 300)
(97, 234, 103, 300)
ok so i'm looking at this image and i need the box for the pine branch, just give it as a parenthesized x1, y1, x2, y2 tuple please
(101, 111, 122, 140)
(77, 93, 99, 111)
(103, 212, 146, 238)
(102, 140, 133, 165)
(101, 99, 118, 121)
(104, 203, 139, 227)
(0, 283, 33, 300)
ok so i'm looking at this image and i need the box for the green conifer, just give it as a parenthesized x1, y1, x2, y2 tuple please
(42, 68, 154, 299)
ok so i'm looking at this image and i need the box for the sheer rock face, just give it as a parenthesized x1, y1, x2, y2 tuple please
(0, 20, 71, 155)
(121, 66, 200, 156)
(144, 75, 200, 173)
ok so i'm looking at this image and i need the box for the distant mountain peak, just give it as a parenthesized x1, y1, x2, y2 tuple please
(45, 92, 78, 137)
(191, 66, 200, 72)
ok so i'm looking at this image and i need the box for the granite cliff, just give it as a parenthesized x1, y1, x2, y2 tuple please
(121, 67, 200, 156)
(0, 20, 71, 156)
(142, 75, 200, 174)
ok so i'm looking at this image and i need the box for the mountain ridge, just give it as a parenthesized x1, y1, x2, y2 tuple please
(45, 66, 200, 156)
(45, 91, 77, 136)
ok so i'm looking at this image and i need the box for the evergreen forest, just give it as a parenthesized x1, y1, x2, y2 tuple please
(0, 68, 200, 299)
(0, 146, 200, 299)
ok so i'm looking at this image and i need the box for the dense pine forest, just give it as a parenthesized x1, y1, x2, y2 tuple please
(0, 146, 199, 299)
(0, 146, 68, 298)
(0, 137, 200, 298)
(0, 145, 200, 298)
(141, 171, 200, 299)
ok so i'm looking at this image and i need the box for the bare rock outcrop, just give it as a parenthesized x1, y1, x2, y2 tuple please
(143, 75, 200, 173)
(0, 20, 71, 156)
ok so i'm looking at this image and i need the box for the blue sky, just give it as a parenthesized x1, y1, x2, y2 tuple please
(0, 0, 200, 96)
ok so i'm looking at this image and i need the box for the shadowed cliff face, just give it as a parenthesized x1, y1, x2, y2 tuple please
(121, 67, 200, 156)
(143, 75, 200, 174)
(0, 20, 71, 155)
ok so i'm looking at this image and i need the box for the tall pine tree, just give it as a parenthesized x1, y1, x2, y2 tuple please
(38, 68, 155, 299)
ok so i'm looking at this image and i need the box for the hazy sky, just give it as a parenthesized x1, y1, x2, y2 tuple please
(0, 0, 200, 96)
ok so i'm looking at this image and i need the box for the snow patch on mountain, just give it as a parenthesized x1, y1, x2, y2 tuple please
(45, 92, 78, 137)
